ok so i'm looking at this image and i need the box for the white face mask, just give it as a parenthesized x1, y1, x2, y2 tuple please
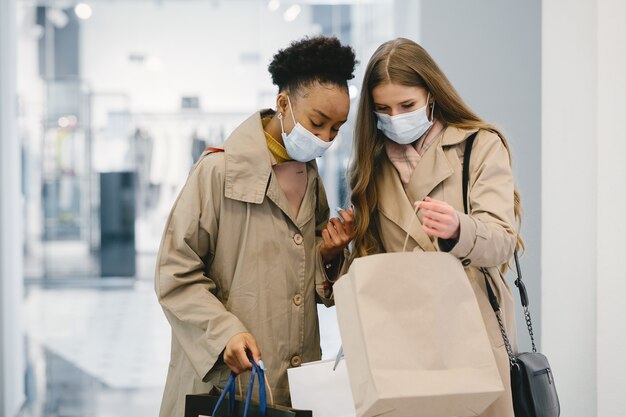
(278, 96, 334, 162)
(375, 93, 435, 145)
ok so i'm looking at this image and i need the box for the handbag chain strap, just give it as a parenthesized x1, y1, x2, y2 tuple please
(495, 305, 518, 367)
(514, 251, 538, 353)
(462, 132, 537, 366)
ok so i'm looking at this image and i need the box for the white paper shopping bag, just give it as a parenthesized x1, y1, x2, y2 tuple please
(288, 358, 356, 417)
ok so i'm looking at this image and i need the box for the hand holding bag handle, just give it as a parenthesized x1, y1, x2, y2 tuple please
(211, 353, 268, 417)
(462, 132, 560, 417)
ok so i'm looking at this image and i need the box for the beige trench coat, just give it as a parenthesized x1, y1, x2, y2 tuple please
(374, 126, 518, 417)
(155, 110, 336, 417)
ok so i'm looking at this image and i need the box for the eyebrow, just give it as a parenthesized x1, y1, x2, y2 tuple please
(374, 100, 415, 107)
(313, 109, 347, 124)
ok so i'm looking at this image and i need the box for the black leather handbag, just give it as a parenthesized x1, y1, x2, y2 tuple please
(463, 132, 560, 417)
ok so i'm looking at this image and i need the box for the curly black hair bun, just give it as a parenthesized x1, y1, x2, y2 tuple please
(268, 36, 357, 92)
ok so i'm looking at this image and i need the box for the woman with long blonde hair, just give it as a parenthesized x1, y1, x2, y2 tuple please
(349, 38, 522, 417)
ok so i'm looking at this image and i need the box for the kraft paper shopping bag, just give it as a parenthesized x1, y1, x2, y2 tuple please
(334, 251, 503, 417)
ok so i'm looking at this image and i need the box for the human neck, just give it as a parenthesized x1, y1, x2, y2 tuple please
(265, 114, 286, 147)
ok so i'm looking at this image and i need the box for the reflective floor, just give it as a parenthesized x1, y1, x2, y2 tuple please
(19, 274, 341, 417)
(20, 346, 164, 417)
(19, 280, 169, 417)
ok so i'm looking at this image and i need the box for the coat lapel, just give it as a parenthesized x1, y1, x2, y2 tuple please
(223, 109, 317, 231)
(265, 162, 316, 231)
(266, 172, 296, 223)
(405, 134, 454, 204)
(295, 163, 317, 229)
(404, 125, 480, 204)
(376, 125, 480, 252)
(376, 157, 437, 252)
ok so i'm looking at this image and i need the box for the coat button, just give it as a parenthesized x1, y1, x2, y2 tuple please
(291, 355, 302, 367)
(462, 259, 471, 267)
(293, 234, 304, 245)
(293, 294, 303, 306)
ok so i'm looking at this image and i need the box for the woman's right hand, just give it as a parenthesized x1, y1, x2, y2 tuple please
(320, 207, 356, 262)
(224, 332, 262, 374)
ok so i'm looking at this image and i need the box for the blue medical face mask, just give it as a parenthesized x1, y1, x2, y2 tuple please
(375, 93, 435, 145)
(278, 96, 334, 163)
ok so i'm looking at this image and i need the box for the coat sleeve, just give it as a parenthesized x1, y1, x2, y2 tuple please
(313, 176, 346, 307)
(155, 154, 248, 381)
(442, 131, 517, 268)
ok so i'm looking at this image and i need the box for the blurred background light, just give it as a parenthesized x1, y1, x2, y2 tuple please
(268, 0, 280, 12)
(74, 3, 93, 20)
(283, 4, 301, 22)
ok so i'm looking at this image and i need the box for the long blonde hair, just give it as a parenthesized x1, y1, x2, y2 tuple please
(348, 38, 523, 261)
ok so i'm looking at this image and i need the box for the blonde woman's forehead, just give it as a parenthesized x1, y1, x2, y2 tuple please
(371, 83, 428, 105)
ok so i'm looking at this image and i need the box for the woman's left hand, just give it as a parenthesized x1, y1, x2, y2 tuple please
(417, 197, 460, 240)
(320, 207, 355, 262)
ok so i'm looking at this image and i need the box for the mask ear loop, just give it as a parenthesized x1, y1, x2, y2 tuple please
(428, 92, 436, 121)
(277, 95, 297, 135)
(286, 95, 298, 126)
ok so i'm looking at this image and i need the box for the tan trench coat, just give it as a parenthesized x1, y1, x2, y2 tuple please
(155, 110, 336, 417)
(374, 126, 518, 417)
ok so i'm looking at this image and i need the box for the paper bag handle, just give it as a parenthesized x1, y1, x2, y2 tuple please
(402, 203, 421, 252)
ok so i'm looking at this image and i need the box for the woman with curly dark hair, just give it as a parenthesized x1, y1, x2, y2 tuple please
(155, 36, 357, 416)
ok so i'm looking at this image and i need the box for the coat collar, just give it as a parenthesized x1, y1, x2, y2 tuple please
(440, 125, 480, 147)
(223, 110, 274, 204)
(403, 125, 479, 203)
(222, 109, 317, 228)
(375, 125, 479, 251)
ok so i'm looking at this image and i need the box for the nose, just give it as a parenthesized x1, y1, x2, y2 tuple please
(316, 130, 333, 142)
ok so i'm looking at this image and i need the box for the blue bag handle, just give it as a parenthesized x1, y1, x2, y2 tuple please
(211, 372, 237, 417)
(211, 352, 267, 417)
(244, 353, 267, 417)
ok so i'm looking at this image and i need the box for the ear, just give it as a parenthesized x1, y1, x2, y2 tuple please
(276, 92, 289, 115)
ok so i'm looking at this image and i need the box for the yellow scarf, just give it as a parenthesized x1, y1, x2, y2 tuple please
(263, 116, 292, 164)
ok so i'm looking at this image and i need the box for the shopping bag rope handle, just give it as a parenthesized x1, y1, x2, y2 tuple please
(264, 371, 275, 406)
(211, 354, 269, 417)
(211, 372, 237, 417)
(402, 203, 421, 252)
(236, 368, 275, 406)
